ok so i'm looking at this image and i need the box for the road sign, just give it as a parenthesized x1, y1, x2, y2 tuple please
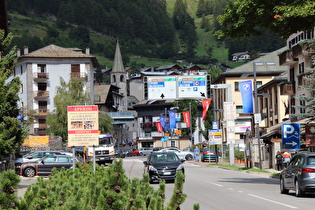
(282, 123, 300, 149)
(209, 129, 222, 145)
(224, 102, 236, 120)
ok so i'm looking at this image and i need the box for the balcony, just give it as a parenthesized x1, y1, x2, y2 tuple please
(34, 91, 49, 100)
(280, 83, 295, 95)
(292, 44, 315, 57)
(35, 107, 49, 118)
(70, 72, 87, 79)
(33, 72, 49, 81)
(279, 50, 298, 66)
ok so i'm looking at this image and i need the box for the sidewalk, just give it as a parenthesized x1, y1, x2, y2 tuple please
(188, 158, 279, 178)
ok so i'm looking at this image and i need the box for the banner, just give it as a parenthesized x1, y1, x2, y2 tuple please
(202, 99, 212, 121)
(183, 111, 191, 127)
(160, 116, 166, 129)
(239, 80, 253, 114)
(155, 122, 163, 133)
(169, 111, 176, 129)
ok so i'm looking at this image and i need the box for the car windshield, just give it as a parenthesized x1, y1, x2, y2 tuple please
(150, 153, 179, 162)
(204, 148, 216, 152)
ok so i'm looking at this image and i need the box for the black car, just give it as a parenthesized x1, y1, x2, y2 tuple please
(17, 155, 82, 177)
(143, 151, 185, 184)
(280, 152, 315, 196)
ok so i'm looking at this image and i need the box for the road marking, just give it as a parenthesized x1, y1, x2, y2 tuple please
(248, 193, 298, 209)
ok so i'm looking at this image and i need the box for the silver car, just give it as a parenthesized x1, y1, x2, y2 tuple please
(280, 152, 315, 197)
(139, 148, 153, 156)
(161, 147, 194, 161)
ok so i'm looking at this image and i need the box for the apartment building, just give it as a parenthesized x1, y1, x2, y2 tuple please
(9, 44, 98, 135)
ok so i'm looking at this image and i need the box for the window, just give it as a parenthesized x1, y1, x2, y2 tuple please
(44, 157, 57, 163)
(234, 82, 239, 91)
(71, 64, 80, 78)
(120, 75, 124, 82)
(20, 84, 23, 93)
(256, 81, 262, 89)
(300, 95, 306, 114)
(37, 64, 46, 73)
(298, 63, 304, 86)
(38, 83, 47, 91)
(20, 65, 23, 75)
(58, 157, 70, 162)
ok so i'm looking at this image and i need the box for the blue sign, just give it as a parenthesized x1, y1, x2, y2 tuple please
(282, 123, 300, 149)
(212, 121, 218, 129)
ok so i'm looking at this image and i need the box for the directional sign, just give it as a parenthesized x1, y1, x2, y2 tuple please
(148, 77, 177, 100)
(208, 129, 222, 145)
(282, 123, 300, 149)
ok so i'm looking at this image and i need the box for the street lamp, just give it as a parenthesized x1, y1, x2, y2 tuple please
(253, 61, 275, 169)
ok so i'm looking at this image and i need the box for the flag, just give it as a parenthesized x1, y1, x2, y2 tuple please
(202, 99, 212, 121)
(183, 111, 191, 127)
(169, 111, 176, 129)
(160, 116, 165, 129)
(155, 122, 163, 133)
(239, 80, 253, 114)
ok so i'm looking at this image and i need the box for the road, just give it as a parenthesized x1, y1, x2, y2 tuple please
(17, 156, 315, 209)
(123, 156, 315, 210)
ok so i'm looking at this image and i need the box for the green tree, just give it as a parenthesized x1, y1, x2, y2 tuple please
(292, 41, 315, 119)
(0, 30, 27, 158)
(46, 77, 112, 142)
(215, 0, 315, 39)
(0, 170, 20, 209)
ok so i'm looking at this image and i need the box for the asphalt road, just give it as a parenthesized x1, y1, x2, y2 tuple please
(17, 156, 315, 209)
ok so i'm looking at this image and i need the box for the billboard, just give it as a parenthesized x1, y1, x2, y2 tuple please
(67, 105, 99, 146)
(147, 75, 208, 100)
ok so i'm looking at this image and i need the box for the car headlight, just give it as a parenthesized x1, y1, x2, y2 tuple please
(148, 165, 158, 173)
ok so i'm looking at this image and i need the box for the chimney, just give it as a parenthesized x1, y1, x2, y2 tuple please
(17, 48, 21, 57)
(86, 47, 90, 55)
(23, 46, 28, 55)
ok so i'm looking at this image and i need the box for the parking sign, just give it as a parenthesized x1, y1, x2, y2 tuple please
(282, 123, 300, 149)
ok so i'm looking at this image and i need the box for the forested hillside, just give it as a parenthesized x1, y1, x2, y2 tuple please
(6, 0, 285, 69)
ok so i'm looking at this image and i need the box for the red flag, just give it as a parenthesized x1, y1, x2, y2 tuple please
(155, 122, 163, 133)
(183, 111, 191, 127)
(202, 99, 212, 121)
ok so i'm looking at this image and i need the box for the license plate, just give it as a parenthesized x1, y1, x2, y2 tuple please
(163, 172, 171, 175)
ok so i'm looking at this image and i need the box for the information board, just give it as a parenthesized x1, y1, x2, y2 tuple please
(178, 76, 207, 99)
(147, 77, 177, 99)
(67, 105, 99, 146)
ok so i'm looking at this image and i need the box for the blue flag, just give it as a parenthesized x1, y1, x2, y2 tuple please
(239, 80, 253, 114)
(169, 111, 176, 129)
(160, 116, 165, 129)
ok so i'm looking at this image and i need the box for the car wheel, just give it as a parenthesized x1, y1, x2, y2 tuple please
(24, 167, 35, 177)
(185, 154, 193, 161)
(280, 178, 289, 194)
(295, 180, 304, 197)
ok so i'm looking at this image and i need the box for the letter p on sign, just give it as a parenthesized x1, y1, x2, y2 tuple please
(283, 124, 294, 138)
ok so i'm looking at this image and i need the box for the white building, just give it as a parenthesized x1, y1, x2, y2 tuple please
(8, 45, 98, 135)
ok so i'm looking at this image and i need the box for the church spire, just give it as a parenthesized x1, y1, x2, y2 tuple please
(112, 39, 125, 73)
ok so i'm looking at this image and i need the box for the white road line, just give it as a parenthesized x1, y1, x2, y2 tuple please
(248, 193, 298, 209)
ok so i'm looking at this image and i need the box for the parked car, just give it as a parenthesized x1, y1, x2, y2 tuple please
(15, 151, 69, 168)
(114, 147, 126, 158)
(280, 152, 315, 197)
(139, 147, 153, 156)
(16, 155, 82, 177)
(161, 147, 194, 160)
(131, 149, 140, 156)
(201, 147, 218, 162)
(143, 151, 185, 183)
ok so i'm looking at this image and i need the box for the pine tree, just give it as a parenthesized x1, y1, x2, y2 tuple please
(292, 41, 315, 119)
(0, 30, 28, 159)
(0, 170, 20, 209)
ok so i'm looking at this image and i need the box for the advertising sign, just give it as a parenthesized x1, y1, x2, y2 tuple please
(282, 123, 300, 149)
(209, 129, 222, 145)
(178, 76, 207, 99)
(148, 77, 177, 100)
(305, 125, 315, 147)
(67, 105, 99, 146)
(147, 75, 208, 100)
